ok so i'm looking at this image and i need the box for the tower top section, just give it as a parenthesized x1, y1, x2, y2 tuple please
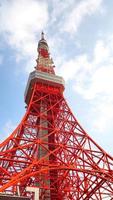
(35, 32, 55, 74)
(24, 33, 65, 105)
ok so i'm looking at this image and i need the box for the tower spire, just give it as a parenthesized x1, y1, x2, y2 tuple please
(41, 31, 44, 40)
(35, 32, 55, 74)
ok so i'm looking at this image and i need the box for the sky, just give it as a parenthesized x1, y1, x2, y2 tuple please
(0, 0, 113, 156)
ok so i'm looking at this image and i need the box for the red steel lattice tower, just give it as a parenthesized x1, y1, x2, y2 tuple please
(0, 33, 113, 199)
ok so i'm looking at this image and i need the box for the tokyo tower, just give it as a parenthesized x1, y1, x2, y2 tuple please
(0, 32, 113, 200)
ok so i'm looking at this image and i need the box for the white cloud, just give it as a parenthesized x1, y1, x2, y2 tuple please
(0, 0, 104, 74)
(0, 0, 49, 72)
(59, 36, 113, 134)
(82, 65, 113, 99)
(93, 38, 113, 64)
(48, 0, 70, 24)
(92, 99, 113, 133)
(1, 120, 16, 142)
(59, 54, 91, 81)
(93, 40, 110, 64)
(63, 0, 103, 33)
(60, 37, 113, 99)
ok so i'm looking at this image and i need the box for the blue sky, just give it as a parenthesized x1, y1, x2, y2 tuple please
(0, 0, 113, 156)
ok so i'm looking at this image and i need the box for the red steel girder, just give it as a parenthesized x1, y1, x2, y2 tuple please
(0, 82, 113, 199)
